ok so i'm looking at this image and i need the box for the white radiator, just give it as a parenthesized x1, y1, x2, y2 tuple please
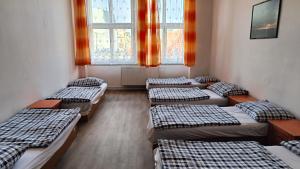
(121, 67, 159, 86)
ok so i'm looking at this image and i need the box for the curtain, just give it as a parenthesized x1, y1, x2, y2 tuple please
(73, 0, 91, 65)
(184, 0, 196, 67)
(137, 0, 161, 67)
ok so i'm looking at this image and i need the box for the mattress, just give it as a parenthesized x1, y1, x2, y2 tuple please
(150, 89, 228, 106)
(146, 79, 207, 89)
(147, 106, 268, 144)
(13, 114, 81, 169)
(154, 146, 300, 169)
(60, 83, 107, 115)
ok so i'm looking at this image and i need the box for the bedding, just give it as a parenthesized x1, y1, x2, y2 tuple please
(155, 140, 291, 169)
(281, 140, 300, 156)
(0, 145, 27, 169)
(194, 76, 219, 83)
(67, 77, 105, 87)
(207, 81, 248, 97)
(236, 100, 295, 122)
(151, 105, 240, 130)
(0, 108, 79, 148)
(47, 87, 102, 104)
(148, 88, 209, 103)
(148, 106, 268, 144)
(146, 77, 191, 86)
(13, 114, 81, 169)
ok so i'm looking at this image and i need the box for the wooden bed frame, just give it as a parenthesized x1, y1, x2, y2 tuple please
(41, 125, 78, 169)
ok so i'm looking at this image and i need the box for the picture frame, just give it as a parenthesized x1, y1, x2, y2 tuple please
(250, 0, 282, 39)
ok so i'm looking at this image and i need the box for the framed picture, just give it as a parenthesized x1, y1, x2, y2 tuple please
(250, 0, 282, 39)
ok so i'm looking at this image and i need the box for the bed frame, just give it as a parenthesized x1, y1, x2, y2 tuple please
(80, 94, 105, 122)
(41, 125, 78, 169)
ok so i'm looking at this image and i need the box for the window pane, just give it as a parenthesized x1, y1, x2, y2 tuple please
(166, 0, 183, 23)
(112, 0, 131, 23)
(91, 29, 111, 64)
(164, 29, 184, 64)
(113, 29, 133, 63)
(157, 0, 163, 23)
(92, 0, 110, 23)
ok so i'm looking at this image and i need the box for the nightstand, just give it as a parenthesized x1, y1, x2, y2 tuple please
(28, 100, 62, 109)
(268, 120, 300, 145)
(228, 95, 257, 106)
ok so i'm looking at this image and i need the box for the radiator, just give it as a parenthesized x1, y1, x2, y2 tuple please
(121, 67, 159, 86)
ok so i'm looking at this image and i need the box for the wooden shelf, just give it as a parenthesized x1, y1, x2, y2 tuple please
(228, 95, 257, 106)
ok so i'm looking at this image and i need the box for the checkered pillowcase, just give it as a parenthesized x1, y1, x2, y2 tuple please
(0, 144, 27, 169)
(207, 81, 248, 97)
(194, 76, 219, 83)
(281, 140, 300, 156)
(67, 77, 105, 87)
(236, 100, 295, 122)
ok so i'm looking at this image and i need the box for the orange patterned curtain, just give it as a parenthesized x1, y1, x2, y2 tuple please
(184, 0, 196, 67)
(72, 0, 91, 65)
(137, 0, 161, 67)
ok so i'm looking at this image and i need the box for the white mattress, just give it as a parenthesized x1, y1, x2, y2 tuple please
(61, 83, 107, 115)
(150, 89, 228, 106)
(13, 114, 81, 169)
(147, 106, 268, 144)
(146, 79, 207, 89)
(154, 146, 300, 169)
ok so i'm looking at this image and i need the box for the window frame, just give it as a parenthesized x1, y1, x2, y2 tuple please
(87, 0, 184, 65)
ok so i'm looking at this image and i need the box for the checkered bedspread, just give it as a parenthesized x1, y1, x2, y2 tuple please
(149, 88, 209, 103)
(157, 140, 291, 169)
(147, 77, 191, 85)
(151, 105, 240, 129)
(47, 87, 102, 103)
(0, 144, 27, 169)
(0, 108, 79, 148)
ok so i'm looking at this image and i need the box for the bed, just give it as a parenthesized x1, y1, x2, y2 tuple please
(148, 81, 249, 106)
(0, 108, 81, 169)
(148, 88, 228, 106)
(154, 140, 300, 169)
(147, 105, 269, 144)
(146, 76, 212, 89)
(47, 83, 107, 121)
(13, 113, 81, 169)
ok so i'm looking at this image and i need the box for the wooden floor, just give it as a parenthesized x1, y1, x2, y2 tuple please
(56, 91, 154, 169)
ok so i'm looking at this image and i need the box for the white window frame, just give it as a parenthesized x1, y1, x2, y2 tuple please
(87, 0, 136, 65)
(87, 0, 184, 65)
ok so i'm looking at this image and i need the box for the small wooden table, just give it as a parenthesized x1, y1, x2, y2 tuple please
(268, 119, 300, 145)
(228, 95, 257, 106)
(28, 100, 62, 109)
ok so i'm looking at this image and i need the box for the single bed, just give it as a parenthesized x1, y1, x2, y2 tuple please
(146, 77, 209, 89)
(148, 81, 249, 106)
(47, 83, 107, 121)
(149, 88, 228, 106)
(154, 140, 300, 169)
(147, 106, 268, 144)
(13, 114, 81, 169)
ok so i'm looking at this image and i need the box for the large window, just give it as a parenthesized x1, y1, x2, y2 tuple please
(88, 0, 184, 65)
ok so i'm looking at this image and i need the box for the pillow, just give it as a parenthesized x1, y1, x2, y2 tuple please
(194, 76, 219, 83)
(236, 100, 295, 122)
(281, 140, 300, 156)
(67, 77, 105, 87)
(207, 81, 248, 97)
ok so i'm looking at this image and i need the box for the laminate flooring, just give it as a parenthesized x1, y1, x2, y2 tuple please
(56, 90, 154, 169)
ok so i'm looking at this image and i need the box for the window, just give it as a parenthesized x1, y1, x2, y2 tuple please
(88, 0, 184, 65)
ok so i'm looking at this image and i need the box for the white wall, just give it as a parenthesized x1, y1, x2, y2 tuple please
(211, 0, 300, 118)
(87, 0, 213, 88)
(0, 0, 78, 122)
